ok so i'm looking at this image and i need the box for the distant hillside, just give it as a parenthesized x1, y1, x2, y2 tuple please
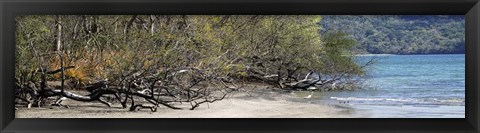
(320, 15, 465, 54)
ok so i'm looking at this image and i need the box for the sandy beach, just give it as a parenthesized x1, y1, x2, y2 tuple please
(15, 86, 367, 118)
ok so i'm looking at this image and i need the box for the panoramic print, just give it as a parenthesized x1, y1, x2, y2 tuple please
(15, 15, 465, 118)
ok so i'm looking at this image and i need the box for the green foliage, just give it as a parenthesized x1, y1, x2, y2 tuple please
(320, 15, 465, 54)
(15, 15, 55, 83)
(15, 15, 366, 88)
(320, 31, 363, 75)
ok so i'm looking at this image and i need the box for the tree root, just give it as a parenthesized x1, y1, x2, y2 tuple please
(130, 104, 157, 112)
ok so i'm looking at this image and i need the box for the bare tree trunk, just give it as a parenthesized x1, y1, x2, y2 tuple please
(55, 16, 62, 51)
(124, 15, 138, 42)
(149, 15, 155, 36)
(73, 17, 79, 39)
(124, 15, 137, 35)
(59, 52, 65, 93)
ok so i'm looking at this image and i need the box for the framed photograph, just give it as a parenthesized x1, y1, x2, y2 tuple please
(1, 0, 479, 132)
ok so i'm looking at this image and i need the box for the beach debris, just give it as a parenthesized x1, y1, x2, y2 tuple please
(304, 95, 312, 99)
(304, 91, 314, 99)
(14, 66, 237, 112)
(307, 86, 318, 90)
(284, 71, 323, 89)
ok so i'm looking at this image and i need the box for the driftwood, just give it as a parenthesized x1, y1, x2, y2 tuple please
(130, 104, 157, 112)
(15, 67, 235, 112)
(17, 34, 235, 111)
(282, 71, 323, 90)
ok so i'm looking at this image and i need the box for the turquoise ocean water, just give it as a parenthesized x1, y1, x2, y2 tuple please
(300, 54, 465, 118)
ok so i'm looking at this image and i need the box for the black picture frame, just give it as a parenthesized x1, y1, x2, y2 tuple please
(1, 0, 479, 133)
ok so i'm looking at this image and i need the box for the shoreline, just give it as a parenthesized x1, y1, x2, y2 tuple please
(15, 87, 464, 118)
(15, 88, 368, 118)
(354, 53, 465, 56)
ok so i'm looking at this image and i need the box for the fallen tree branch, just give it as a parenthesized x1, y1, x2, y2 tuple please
(130, 104, 157, 112)
(46, 66, 75, 74)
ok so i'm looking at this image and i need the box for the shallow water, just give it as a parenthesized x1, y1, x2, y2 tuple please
(297, 54, 465, 118)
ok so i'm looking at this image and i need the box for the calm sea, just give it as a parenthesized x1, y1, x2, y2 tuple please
(297, 54, 465, 118)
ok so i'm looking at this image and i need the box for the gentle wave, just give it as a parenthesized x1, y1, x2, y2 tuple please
(330, 97, 465, 106)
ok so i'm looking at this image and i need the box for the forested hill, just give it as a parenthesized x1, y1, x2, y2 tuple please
(319, 15, 465, 54)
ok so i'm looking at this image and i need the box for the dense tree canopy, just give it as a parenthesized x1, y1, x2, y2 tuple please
(320, 15, 465, 54)
(15, 15, 368, 111)
(16, 15, 462, 112)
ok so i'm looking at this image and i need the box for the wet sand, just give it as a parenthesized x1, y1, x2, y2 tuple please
(15, 87, 367, 118)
